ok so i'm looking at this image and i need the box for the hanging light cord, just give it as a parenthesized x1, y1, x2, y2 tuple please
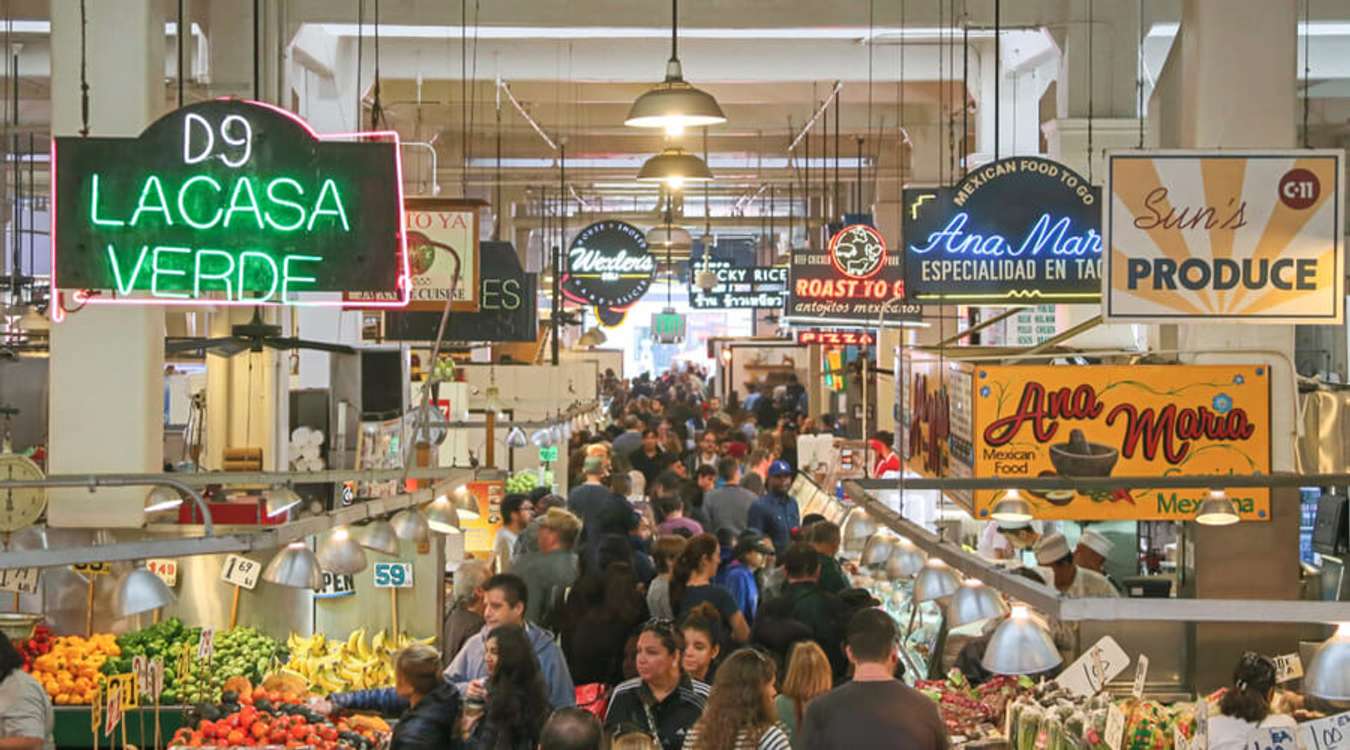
(252, 0, 260, 100)
(670, 0, 679, 63)
(993, 0, 1000, 161)
(1136, 0, 1145, 148)
(78, 0, 89, 137)
(370, 0, 385, 129)
(1087, 0, 1095, 182)
(1302, 0, 1310, 148)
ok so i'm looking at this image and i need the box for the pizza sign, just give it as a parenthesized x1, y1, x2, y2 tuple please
(796, 330, 876, 346)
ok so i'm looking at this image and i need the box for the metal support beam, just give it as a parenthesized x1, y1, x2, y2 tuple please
(787, 81, 844, 152)
(934, 306, 1029, 349)
(852, 472, 1350, 492)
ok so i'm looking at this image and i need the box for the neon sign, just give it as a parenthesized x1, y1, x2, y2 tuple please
(786, 218, 917, 326)
(53, 99, 407, 306)
(903, 156, 1102, 304)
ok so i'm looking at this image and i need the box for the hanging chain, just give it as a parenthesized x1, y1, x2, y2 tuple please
(78, 0, 89, 137)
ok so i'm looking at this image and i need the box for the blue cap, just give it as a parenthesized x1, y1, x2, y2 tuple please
(768, 460, 794, 477)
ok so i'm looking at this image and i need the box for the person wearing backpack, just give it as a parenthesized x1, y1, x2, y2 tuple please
(753, 543, 849, 682)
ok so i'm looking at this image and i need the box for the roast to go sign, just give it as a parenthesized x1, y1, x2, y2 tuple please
(53, 99, 406, 306)
(1105, 150, 1344, 324)
(373, 561, 414, 588)
(787, 223, 920, 326)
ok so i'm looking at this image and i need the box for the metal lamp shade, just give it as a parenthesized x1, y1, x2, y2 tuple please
(637, 146, 713, 187)
(144, 486, 183, 513)
(265, 486, 303, 519)
(1195, 490, 1240, 526)
(914, 559, 961, 602)
(886, 538, 927, 579)
(948, 580, 1008, 627)
(358, 519, 401, 556)
(505, 426, 529, 449)
(262, 542, 324, 589)
(981, 606, 1062, 675)
(841, 508, 879, 554)
(647, 226, 694, 253)
(625, 65, 727, 132)
(861, 533, 896, 566)
(391, 508, 431, 544)
(991, 489, 1033, 522)
(425, 496, 462, 534)
(447, 485, 480, 521)
(317, 527, 369, 575)
(1305, 624, 1350, 703)
(113, 566, 177, 617)
(531, 428, 555, 448)
(578, 328, 607, 347)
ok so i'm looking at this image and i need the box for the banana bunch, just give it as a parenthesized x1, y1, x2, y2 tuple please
(281, 628, 436, 695)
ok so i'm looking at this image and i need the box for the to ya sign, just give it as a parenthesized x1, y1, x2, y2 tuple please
(903, 157, 1101, 304)
(53, 99, 406, 306)
(562, 220, 655, 309)
(1105, 150, 1344, 324)
(787, 224, 920, 326)
(348, 198, 480, 311)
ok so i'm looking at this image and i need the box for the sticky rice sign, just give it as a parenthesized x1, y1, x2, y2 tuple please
(970, 365, 1271, 521)
(1105, 150, 1344, 324)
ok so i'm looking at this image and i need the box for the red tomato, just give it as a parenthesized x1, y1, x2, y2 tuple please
(319, 725, 338, 742)
(227, 729, 245, 745)
(290, 724, 310, 741)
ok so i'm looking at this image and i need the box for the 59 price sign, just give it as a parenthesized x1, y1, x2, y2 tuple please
(372, 562, 413, 589)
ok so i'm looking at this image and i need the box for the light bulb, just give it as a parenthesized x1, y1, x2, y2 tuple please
(666, 175, 685, 190)
(665, 122, 685, 137)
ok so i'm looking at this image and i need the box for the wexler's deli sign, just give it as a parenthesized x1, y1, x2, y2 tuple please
(562, 220, 656, 319)
(971, 365, 1271, 521)
(903, 157, 1101, 304)
(787, 223, 922, 326)
(382, 241, 538, 342)
(1105, 150, 1344, 324)
(687, 260, 787, 309)
(348, 198, 480, 311)
(53, 99, 406, 306)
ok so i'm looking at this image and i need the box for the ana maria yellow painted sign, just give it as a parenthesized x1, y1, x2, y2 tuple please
(971, 365, 1271, 521)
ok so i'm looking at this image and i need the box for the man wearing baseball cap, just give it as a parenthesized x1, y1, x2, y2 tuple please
(716, 530, 775, 625)
(1035, 532, 1118, 598)
(746, 460, 800, 555)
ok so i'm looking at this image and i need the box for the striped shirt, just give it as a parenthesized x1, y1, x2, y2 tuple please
(682, 723, 792, 750)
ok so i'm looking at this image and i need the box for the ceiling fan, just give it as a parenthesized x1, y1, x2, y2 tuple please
(165, 307, 357, 358)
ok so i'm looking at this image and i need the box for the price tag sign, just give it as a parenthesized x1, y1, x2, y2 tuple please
(131, 655, 148, 697)
(1174, 724, 1191, 750)
(147, 559, 178, 587)
(220, 554, 260, 590)
(103, 683, 121, 736)
(0, 567, 39, 594)
(197, 627, 215, 661)
(1297, 710, 1350, 750)
(1273, 652, 1303, 683)
(1195, 697, 1210, 750)
(372, 561, 413, 588)
(1246, 727, 1298, 750)
(1056, 636, 1131, 697)
(1132, 655, 1149, 698)
(106, 673, 138, 710)
(315, 571, 356, 599)
(149, 657, 165, 701)
(538, 445, 559, 463)
(73, 562, 111, 577)
(1106, 704, 1127, 750)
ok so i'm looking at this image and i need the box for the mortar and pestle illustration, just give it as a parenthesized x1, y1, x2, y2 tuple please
(1046, 429, 1119, 505)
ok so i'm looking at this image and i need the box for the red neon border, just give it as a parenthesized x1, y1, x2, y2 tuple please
(827, 223, 888, 281)
(49, 97, 411, 314)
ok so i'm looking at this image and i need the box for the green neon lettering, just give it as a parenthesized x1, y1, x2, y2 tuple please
(129, 175, 174, 227)
(178, 175, 225, 230)
(224, 178, 265, 229)
(264, 178, 307, 232)
(193, 249, 236, 299)
(307, 179, 350, 232)
(282, 254, 323, 298)
(106, 244, 149, 295)
(90, 174, 125, 227)
(150, 246, 192, 298)
(237, 250, 279, 301)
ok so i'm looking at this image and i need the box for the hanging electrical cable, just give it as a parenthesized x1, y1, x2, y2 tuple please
(1087, 0, 1095, 182)
(369, 0, 385, 129)
(994, 0, 1001, 161)
(1302, 0, 1311, 148)
(1137, 0, 1145, 149)
(176, 0, 185, 108)
(78, 0, 89, 137)
(936, 0, 944, 184)
(355, 0, 363, 129)
(961, 2, 969, 176)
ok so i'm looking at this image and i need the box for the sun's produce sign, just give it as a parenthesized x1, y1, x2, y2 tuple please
(53, 99, 406, 306)
(1104, 150, 1344, 324)
(970, 365, 1271, 521)
(786, 224, 921, 325)
(348, 199, 479, 310)
(903, 157, 1101, 304)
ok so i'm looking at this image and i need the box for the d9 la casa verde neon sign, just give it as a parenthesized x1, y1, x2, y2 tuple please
(53, 99, 409, 306)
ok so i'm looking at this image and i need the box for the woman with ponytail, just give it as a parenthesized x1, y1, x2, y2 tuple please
(1208, 652, 1296, 750)
(671, 533, 750, 644)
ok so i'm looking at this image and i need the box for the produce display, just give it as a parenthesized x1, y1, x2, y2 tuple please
(180, 627, 285, 705)
(14, 624, 54, 672)
(100, 617, 201, 705)
(917, 670, 1034, 739)
(505, 469, 553, 494)
(171, 683, 390, 750)
(1009, 683, 1206, 750)
(29, 633, 120, 705)
(282, 628, 434, 694)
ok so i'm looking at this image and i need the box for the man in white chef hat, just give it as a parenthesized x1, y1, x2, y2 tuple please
(1074, 528, 1123, 594)
(1035, 531, 1118, 598)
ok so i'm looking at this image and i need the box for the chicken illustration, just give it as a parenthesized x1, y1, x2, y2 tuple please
(831, 225, 885, 278)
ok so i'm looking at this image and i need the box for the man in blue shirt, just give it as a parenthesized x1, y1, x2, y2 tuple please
(746, 460, 800, 555)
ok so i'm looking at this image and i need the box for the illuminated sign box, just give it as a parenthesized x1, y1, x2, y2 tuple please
(687, 260, 787, 309)
(786, 223, 921, 326)
(903, 157, 1101, 305)
(53, 99, 407, 307)
(796, 330, 876, 346)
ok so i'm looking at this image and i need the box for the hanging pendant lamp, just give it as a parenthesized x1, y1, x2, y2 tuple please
(1195, 488, 1240, 526)
(948, 579, 1008, 628)
(914, 558, 961, 602)
(505, 426, 529, 449)
(262, 542, 324, 590)
(1304, 622, 1350, 704)
(980, 606, 1062, 675)
(358, 519, 401, 556)
(625, 0, 726, 134)
(391, 508, 431, 544)
(112, 566, 177, 617)
(637, 146, 713, 189)
(317, 526, 369, 575)
(885, 537, 926, 580)
(990, 488, 1033, 523)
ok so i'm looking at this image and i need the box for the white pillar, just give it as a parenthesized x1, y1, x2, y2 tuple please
(204, 308, 289, 472)
(46, 0, 166, 527)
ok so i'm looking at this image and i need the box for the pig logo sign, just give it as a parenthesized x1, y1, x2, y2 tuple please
(829, 225, 888, 280)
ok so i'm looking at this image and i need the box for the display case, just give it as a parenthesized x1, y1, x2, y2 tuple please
(850, 569, 946, 684)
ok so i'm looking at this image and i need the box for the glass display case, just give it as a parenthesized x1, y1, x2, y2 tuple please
(850, 569, 946, 685)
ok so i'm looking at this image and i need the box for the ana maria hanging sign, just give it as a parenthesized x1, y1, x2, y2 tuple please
(903, 157, 1102, 304)
(52, 99, 407, 306)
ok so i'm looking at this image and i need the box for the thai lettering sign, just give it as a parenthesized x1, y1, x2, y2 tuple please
(562, 220, 655, 309)
(900, 355, 975, 505)
(787, 224, 921, 325)
(348, 198, 480, 310)
(1104, 150, 1344, 324)
(53, 99, 407, 306)
(687, 260, 787, 309)
(970, 365, 1271, 521)
(903, 157, 1102, 304)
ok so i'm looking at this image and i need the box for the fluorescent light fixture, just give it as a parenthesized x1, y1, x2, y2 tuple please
(469, 156, 869, 170)
(311, 23, 996, 41)
(2, 20, 202, 35)
(1148, 21, 1350, 38)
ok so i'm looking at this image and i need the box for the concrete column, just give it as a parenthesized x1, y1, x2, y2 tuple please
(204, 308, 290, 472)
(46, 0, 166, 528)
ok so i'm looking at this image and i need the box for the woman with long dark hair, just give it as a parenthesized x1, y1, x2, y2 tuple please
(670, 533, 750, 644)
(466, 625, 550, 750)
(0, 631, 59, 750)
(605, 620, 709, 750)
(1208, 652, 1296, 750)
(560, 536, 648, 685)
(678, 603, 723, 684)
(682, 649, 790, 750)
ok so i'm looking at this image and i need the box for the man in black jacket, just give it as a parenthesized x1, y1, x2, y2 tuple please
(754, 542, 851, 681)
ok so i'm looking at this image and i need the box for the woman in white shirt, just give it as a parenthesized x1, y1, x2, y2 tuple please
(0, 631, 54, 750)
(1207, 652, 1297, 750)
